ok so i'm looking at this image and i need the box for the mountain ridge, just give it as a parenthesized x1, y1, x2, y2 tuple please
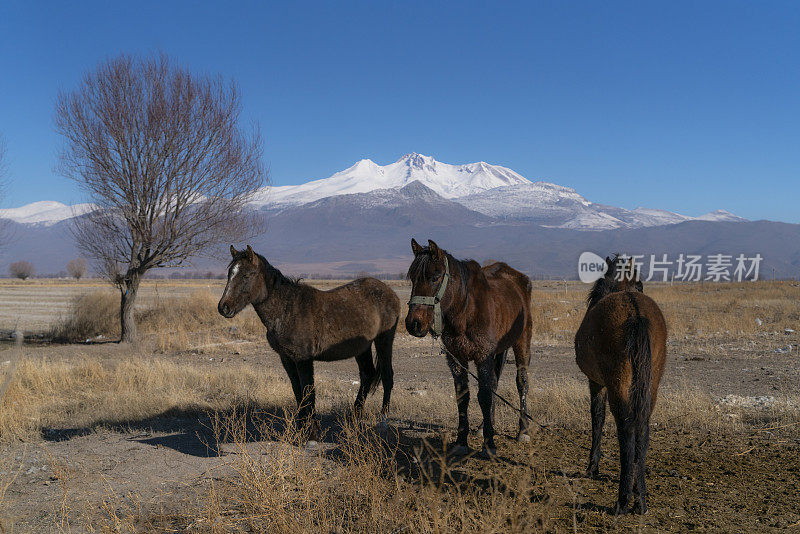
(0, 153, 746, 231)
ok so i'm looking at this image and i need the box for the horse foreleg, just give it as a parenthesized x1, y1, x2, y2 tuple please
(446, 352, 470, 454)
(296, 359, 319, 442)
(279, 354, 303, 411)
(586, 380, 607, 478)
(477, 356, 498, 456)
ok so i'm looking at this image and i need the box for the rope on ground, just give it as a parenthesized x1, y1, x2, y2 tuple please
(437, 341, 595, 454)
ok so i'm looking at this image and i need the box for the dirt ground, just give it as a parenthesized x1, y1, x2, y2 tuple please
(1, 333, 799, 532)
(0, 280, 798, 532)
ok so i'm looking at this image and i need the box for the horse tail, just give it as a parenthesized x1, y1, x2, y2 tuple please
(624, 309, 652, 434)
(370, 319, 397, 395)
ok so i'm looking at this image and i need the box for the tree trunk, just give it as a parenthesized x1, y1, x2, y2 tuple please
(120, 273, 141, 343)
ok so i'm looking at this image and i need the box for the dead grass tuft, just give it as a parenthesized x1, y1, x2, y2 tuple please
(47, 290, 264, 351)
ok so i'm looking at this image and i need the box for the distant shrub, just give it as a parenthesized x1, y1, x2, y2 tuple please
(66, 258, 88, 280)
(9, 261, 34, 280)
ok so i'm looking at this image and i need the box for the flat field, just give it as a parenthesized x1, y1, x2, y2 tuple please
(0, 279, 798, 532)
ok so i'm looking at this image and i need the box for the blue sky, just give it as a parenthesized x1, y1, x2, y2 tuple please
(0, 1, 798, 222)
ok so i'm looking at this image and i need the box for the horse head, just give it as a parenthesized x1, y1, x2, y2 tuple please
(587, 254, 644, 309)
(218, 244, 265, 318)
(405, 238, 451, 337)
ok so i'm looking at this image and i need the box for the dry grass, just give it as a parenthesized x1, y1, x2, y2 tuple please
(37, 281, 800, 352)
(523, 280, 800, 343)
(0, 351, 798, 532)
(47, 290, 265, 351)
(393, 281, 800, 343)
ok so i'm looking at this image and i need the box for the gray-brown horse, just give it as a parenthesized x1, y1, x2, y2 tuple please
(218, 245, 400, 440)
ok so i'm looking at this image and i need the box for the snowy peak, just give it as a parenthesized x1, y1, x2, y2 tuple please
(252, 153, 531, 207)
(696, 209, 746, 222)
(0, 200, 94, 226)
(399, 152, 436, 170)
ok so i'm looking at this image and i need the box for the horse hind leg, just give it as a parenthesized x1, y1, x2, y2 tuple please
(586, 380, 607, 478)
(513, 336, 532, 442)
(477, 349, 506, 438)
(610, 394, 636, 514)
(634, 418, 650, 514)
(374, 322, 396, 417)
(353, 347, 376, 419)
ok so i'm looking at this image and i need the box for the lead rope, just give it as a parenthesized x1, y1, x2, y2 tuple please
(437, 340, 595, 454)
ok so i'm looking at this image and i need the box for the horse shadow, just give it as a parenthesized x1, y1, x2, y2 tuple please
(42, 404, 537, 499)
(41, 402, 327, 457)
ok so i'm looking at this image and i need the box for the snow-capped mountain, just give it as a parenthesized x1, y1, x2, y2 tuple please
(455, 182, 745, 230)
(250, 152, 531, 207)
(0, 201, 94, 226)
(0, 153, 745, 231)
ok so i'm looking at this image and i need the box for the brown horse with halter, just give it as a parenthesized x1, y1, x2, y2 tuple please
(218, 245, 400, 441)
(575, 255, 667, 514)
(405, 239, 533, 456)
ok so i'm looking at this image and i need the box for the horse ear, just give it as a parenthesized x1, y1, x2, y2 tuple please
(411, 238, 423, 256)
(427, 240, 442, 259)
(230, 245, 238, 258)
(245, 245, 256, 263)
(604, 256, 614, 277)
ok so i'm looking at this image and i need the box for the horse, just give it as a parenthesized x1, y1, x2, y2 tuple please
(574, 255, 667, 514)
(218, 245, 400, 441)
(405, 239, 533, 456)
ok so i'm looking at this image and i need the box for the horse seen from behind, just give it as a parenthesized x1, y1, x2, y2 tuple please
(575, 255, 667, 514)
(405, 239, 533, 457)
(218, 245, 400, 441)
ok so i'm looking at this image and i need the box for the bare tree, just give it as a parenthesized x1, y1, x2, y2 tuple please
(9, 261, 34, 280)
(66, 258, 88, 280)
(55, 54, 267, 342)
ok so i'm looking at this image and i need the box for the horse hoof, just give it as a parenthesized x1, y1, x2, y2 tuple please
(449, 444, 471, 456)
(516, 432, 531, 443)
(633, 501, 648, 515)
(376, 421, 389, 434)
(478, 446, 497, 459)
(584, 468, 599, 479)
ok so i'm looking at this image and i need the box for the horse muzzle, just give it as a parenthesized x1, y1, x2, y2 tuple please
(218, 300, 236, 318)
(405, 308, 431, 337)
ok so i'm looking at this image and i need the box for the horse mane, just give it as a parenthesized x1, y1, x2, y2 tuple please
(407, 246, 474, 300)
(229, 251, 302, 288)
(587, 254, 643, 309)
(587, 276, 614, 309)
(258, 254, 303, 287)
